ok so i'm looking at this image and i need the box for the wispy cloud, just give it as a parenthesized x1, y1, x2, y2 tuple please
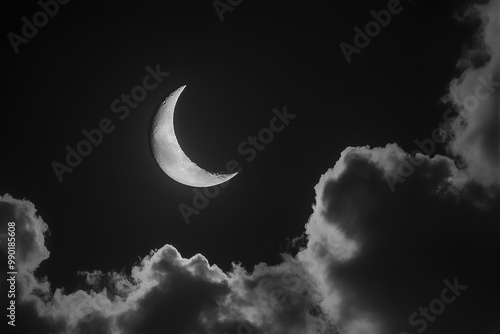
(442, 0, 500, 188)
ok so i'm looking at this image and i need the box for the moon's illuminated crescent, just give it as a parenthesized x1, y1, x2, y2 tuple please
(151, 85, 237, 187)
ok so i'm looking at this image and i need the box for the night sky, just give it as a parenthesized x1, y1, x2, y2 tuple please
(0, 1, 499, 334)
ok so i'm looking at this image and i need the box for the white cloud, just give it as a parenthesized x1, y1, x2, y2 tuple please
(0, 193, 331, 334)
(443, 0, 500, 188)
(0, 140, 497, 334)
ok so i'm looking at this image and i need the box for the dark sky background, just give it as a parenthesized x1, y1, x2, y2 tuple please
(0, 1, 498, 334)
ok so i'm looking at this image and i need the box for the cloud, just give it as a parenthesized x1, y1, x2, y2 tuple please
(4, 138, 497, 334)
(0, 194, 230, 334)
(297, 144, 499, 334)
(0, 193, 331, 334)
(442, 0, 499, 188)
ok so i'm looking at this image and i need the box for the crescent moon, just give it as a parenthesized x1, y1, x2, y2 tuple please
(151, 85, 237, 187)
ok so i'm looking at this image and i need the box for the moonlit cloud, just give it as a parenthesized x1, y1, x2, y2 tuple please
(2, 138, 498, 334)
(442, 0, 499, 188)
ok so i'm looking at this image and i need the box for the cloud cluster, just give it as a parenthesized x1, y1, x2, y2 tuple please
(0, 193, 330, 334)
(298, 144, 499, 334)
